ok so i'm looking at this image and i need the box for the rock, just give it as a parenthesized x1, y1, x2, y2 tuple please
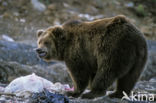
(0, 40, 52, 65)
(125, 2, 134, 8)
(150, 77, 156, 82)
(141, 25, 156, 40)
(0, 86, 4, 92)
(140, 40, 156, 81)
(29, 89, 69, 103)
(2, 34, 14, 42)
(31, 0, 46, 12)
(19, 18, 26, 23)
(2, 12, 11, 19)
(0, 95, 29, 103)
(78, 14, 104, 21)
(91, 0, 104, 9)
(0, 60, 71, 84)
(134, 77, 156, 94)
(48, 4, 57, 10)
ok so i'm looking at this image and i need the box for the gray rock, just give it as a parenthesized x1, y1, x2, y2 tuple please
(135, 78, 156, 94)
(140, 40, 156, 81)
(0, 40, 54, 66)
(31, 0, 46, 12)
(147, 40, 156, 51)
(2, 34, 14, 42)
(125, 2, 134, 8)
(0, 60, 71, 84)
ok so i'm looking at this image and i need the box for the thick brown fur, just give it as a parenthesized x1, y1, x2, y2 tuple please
(36, 15, 147, 99)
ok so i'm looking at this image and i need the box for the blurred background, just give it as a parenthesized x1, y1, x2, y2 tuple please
(0, 0, 155, 44)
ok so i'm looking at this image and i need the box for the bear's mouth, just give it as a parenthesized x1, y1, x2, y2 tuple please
(38, 51, 47, 57)
(35, 48, 48, 58)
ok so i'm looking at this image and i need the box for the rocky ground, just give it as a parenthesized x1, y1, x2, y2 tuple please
(0, 0, 155, 103)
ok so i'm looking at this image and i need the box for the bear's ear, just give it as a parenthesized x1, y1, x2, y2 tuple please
(37, 29, 44, 38)
(52, 27, 64, 39)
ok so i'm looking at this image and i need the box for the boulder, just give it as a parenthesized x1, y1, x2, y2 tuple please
(140, 40, 156, 80)
(0, 40, 53, 66)
(0, 60, 71, 84)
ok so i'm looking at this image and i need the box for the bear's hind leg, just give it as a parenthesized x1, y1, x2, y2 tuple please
(109, 49, 147, 98)
(81, 69, 116, 99)
(109, 66, 143, 98)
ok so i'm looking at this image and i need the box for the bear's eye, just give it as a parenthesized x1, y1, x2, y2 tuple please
(44, 41, 50, 45)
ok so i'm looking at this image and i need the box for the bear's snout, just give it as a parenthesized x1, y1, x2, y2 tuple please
(35, 48, 47, 58)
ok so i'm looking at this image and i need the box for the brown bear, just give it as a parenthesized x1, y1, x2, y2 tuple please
(35, 15, 147, 99)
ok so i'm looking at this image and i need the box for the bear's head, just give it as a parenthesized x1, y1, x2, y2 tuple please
(36, 26, 66, 62)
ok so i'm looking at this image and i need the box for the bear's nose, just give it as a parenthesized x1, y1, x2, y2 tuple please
(35, 48, 43, 53)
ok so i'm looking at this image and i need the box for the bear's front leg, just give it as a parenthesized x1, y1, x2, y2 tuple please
(65, 78, 89, 98)
(65, 90, 82, 98)
(65, 66, 90, 98)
